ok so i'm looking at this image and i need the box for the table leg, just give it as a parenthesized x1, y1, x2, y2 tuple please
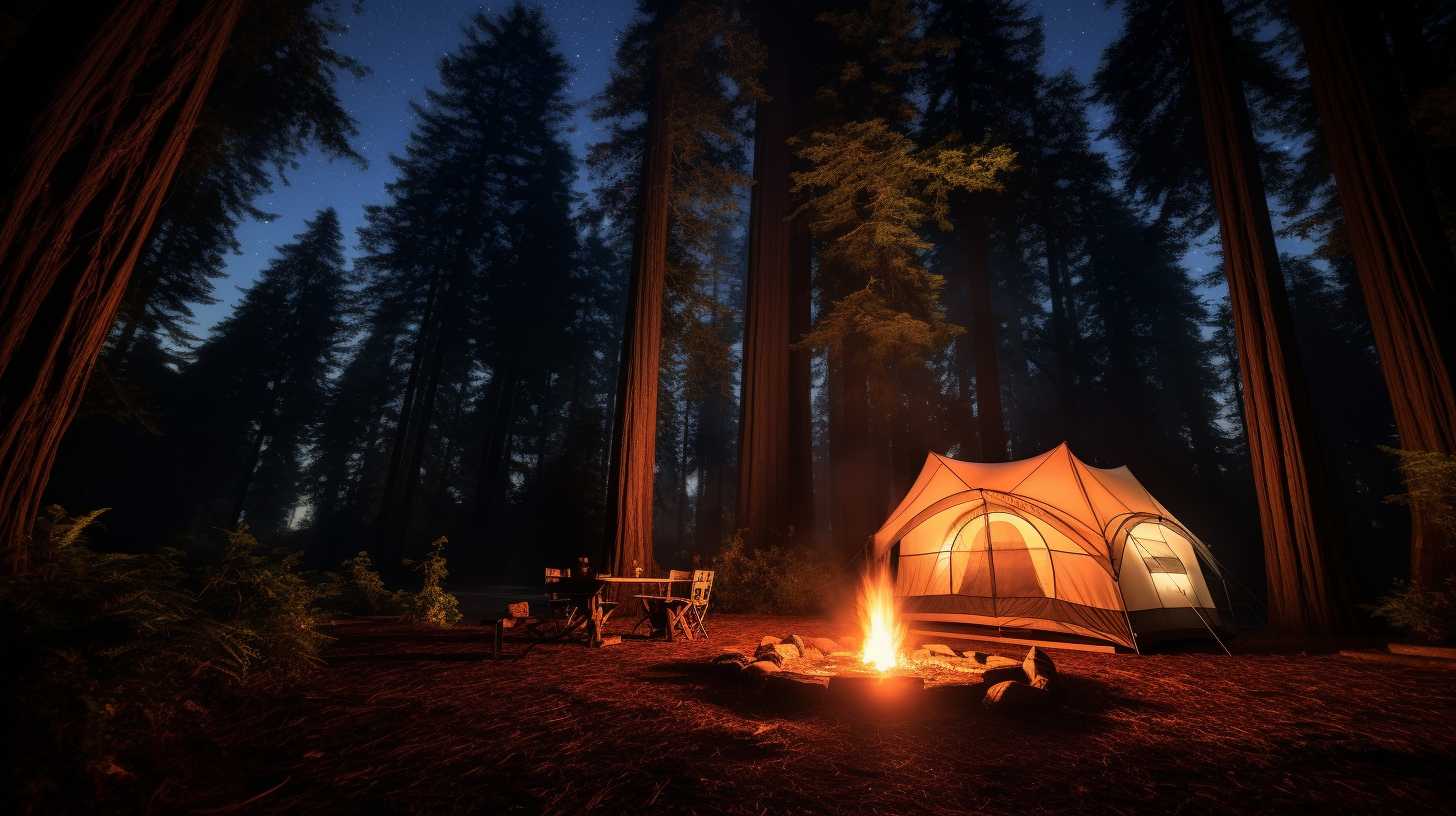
(587, 593, 602, 647)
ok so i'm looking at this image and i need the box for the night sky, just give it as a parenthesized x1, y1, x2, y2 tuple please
(207, 1, 1147, 332)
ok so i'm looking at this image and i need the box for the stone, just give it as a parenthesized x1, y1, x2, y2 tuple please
(922, 643, 957, 657)
(829, 651, 857, 658)
(747, 660, 781, 675)
(755, 643, 798, 664)
(964, 651, 1021, 669)
(809, 637, 841, 654)
(983, 679, 1048, 710)
(788, 634, 808, 655)
(753, 645, 785, 666)
(909, 648, 932, 661)
(760, 635, 783, 647)
(713, 651, 752, 672)
(1023, 646, 1057, 688)
(981, 666, 1029, 685)
(801, 646, 824, 660)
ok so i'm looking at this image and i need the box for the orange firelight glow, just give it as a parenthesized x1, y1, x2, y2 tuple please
(858, 565, 905, 673)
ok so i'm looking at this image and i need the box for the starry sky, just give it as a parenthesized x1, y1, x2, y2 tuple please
(206, 0, 1131, 333)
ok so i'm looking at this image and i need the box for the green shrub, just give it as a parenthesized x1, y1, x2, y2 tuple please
(0, 508, 331, 809)
(1370, 578, 1456, 644)
(402, 536, 462, 626)
(334, 549, 402, 615)
(195, 525, 330, 680)
(1383, 446, 1456, 543)
(710, 531, 840, 615)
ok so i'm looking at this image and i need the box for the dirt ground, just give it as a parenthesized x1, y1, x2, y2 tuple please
(201, 614, 1456, 815)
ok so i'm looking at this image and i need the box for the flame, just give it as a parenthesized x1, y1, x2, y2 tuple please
(858, 565, 905, 673)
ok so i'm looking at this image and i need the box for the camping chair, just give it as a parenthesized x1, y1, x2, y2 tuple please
(681, 569, 714, 639)
(533, 567, 580, 639)
(595, 574, 620, 627)
(632, 569, 692, 638)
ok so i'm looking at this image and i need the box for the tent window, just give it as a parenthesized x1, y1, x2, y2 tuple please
(1143, 555, 1187, 575)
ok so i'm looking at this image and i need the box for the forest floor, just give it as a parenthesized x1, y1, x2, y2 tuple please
(194, 613, 1456, 815)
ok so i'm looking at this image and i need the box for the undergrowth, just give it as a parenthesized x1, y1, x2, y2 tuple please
(1378, 447, 1456, 642)
(401, 536, 462, 626)
(1369, 578, 1456, 644)
(710, 531, 840, 615)
(0, 508, 329, 811)
(332, 549, 404, 615)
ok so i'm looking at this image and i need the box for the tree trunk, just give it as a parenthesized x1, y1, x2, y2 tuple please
(396, 317, 448, 560)
(958, 204, 1006, 461)
(476, 359, 522, 536)
(1042, 208, 1076, 435)
(829, 339, 876, 561)
(606, 15, 675, 574)
(1292, 0, 1456, 589)
(676, 401, 691, 552)
(737, 1, 795, 549)
(1185, 0, 1342, 637)
(376, 269, 440, 562)
(0, 0, 243, 575)
(786, 18, 817, 548)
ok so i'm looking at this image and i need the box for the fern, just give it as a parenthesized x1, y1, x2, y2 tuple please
(336, 550, 401, 615)
(1369, 578, 1456, 644)
(402, 536, 462, 627)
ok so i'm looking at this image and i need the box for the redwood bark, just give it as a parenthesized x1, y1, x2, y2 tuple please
(606, 19, 674, 574)
(786, 14, 817, 546)
(1185, 0, 1342, 636)
(1292, 0, 1456, 588)
(828, 339, 877, 560)
(0, 0, 243, 575)
(737, 2, 795, 548)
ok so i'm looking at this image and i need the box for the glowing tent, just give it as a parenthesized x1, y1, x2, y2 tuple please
(871, 444, 1228, 652)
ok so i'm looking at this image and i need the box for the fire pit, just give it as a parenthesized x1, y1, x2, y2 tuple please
(714, 568, 1060, 714)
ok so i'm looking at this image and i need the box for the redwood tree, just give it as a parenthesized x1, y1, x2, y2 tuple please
(0, 0, 243, 575)
(1291, 0, 1456, 588)
(736, 2, 797, 548)
(606, 7, 676, 575)
(1184, 0, 1342, 636)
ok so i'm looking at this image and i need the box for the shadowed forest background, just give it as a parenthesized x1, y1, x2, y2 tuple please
(22, 0, 1456, 617)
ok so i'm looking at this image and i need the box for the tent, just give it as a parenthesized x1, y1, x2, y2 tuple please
(871, 443, 1229, 652)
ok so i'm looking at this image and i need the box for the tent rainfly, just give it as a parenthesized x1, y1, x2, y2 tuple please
(872, 444, 1229, 652)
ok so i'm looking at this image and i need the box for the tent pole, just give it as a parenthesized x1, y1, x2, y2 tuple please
(1113, 551, 1141, 655)
(1128, 533, 1231, 657)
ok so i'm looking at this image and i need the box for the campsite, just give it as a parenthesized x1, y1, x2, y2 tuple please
(3, 0, 1456, 813)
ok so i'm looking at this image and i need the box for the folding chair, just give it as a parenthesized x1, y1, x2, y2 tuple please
(532, 567, 580, 640)
(633, 569, 692, 638)
(595, 574, 619, 627)
(681, 570, 714, 639)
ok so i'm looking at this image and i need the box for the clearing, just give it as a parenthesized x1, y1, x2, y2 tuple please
(201, 614, 1455, 814)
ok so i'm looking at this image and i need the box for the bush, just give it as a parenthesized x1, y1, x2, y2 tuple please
(1383, 446, 1456, 542)
(1370, 578, 1456, 644)
(195, 525, 330, 680)
(333, 549, 403, 615)
(0, 508, 331, 810)
(402, 536, 462, 626)
(710, 531, 840, 615)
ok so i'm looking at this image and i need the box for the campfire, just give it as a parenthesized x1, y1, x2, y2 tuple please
(858, 565, 905, 673)
(713, 568, 1062, 713)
